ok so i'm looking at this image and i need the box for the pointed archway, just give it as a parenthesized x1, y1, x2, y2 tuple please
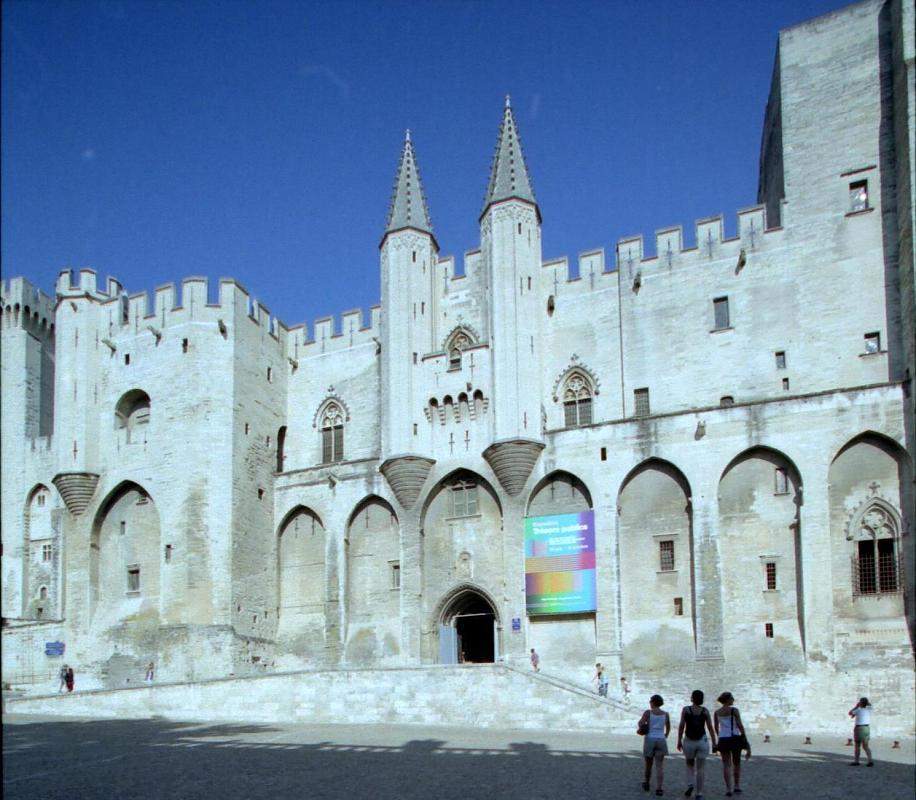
(437, 585, 499, 664)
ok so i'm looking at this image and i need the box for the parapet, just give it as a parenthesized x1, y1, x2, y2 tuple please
(1, 276, 56, 332)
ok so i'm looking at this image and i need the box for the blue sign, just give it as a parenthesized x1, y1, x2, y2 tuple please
(511, 617, 521, 632)
(45, 641, 65, 657)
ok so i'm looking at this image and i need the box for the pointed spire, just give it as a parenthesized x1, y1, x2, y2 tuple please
(383, 129, 436, 248)
(481, 96, 540, 221)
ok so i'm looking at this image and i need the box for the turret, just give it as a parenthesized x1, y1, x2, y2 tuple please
(480, 97, 545, 496)
(378, 131, 438, 509)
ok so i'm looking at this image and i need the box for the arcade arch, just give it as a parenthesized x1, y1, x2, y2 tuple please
(276, 506, 326, 648)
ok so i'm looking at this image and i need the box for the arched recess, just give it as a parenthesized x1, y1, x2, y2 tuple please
(828, 432, 911, 638)
(89, 481, 160, 625)
(525, 470, 596, 668)
(276, 505, 327, 652)
(617, 458, 695, 666)
(276, 425, 287, 472)
(345, 496, 400, 664)
(23, 484, 57, 618)
(419, 469, 503, 663)
(527, 470, 593, 516)
(115, 389, 151, 444)
(718, 446, 806, 662)
(434, 583, 500, 664)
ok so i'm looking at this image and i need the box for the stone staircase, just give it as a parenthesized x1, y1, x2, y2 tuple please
(3, 663, 631, 732)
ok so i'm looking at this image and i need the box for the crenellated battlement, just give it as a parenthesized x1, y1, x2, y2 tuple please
(1, 276, 56, 332)
(291, 304, 381, 358)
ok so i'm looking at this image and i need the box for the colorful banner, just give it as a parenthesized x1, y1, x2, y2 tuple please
(524, 510, 596, 615)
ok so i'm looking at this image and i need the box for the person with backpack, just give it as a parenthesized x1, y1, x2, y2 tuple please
(677, 690, 717, 799)
(638, 694, 670, 796)
(714, 692, 750, 797)
(847, 697, 874, 767)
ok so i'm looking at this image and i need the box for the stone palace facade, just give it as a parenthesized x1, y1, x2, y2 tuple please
(2, 0, 914, 727)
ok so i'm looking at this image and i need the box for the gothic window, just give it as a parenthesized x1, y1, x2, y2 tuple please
(450, 480, 478, 517)
(445, 330, 473, 372)
(852, 504, 900, 596)
(320, 403, 344, 464)
(115, 389, 151, 444)
(562, 373, 593, 427)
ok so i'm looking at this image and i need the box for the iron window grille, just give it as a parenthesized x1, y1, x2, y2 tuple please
(851, 542, 902, 598)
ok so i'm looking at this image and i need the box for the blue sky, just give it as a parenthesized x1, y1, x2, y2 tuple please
(2, 0, 847, 329)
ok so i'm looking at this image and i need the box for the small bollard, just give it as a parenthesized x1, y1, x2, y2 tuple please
(804, 736, 812, 745)
(892, 740, 900, 749)
(846, 738, 853, 746)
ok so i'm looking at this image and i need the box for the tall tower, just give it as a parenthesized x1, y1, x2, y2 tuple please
(378, 131, 438, 510)
(480, 97, 545, 496)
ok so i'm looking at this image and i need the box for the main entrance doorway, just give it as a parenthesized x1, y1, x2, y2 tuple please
(438, 589, 497, 664)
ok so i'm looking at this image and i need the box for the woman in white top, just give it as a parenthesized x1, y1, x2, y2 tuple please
(638, 694, 671, 796)
(847, 697, 874, 766)
(714, 692, 750, 797)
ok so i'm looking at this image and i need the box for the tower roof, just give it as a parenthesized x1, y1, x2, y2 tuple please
(481, 96, 539, 221)
(383, 129, 436, 247)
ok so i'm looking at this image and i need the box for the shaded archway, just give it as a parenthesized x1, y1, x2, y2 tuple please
(436, 584, 499, 664)
(616, 458, 695, 664)
(89, 481, 160, 624)
(276, 505, 326, 652)
(345, 495, 400, 664)
(718, 446, 805, 660)
(420, 470, 503, 663)
(828, 432, 911, 645)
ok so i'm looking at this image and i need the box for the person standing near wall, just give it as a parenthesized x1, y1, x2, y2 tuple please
(638, 694, 670, 796)
(529, 648, 540, 672)
(594, 663, 609, 696)
(145, 662, 155, 684)
(848, 698, 874, 767)
(714, 692, 749, 796)
(58, 664, 68, 693)
(677, 689, 717, 799)
(621, 676, 632, 705)
(64, 666, 74, 693)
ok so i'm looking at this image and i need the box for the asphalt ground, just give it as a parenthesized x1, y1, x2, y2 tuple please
(2, 714, 914, 800)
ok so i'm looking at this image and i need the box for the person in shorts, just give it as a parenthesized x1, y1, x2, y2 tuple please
(848, 697, 874, 767)
(638, 694, 670, 796)
(677, 689, 717, 799)
(714, 692, 749, 797)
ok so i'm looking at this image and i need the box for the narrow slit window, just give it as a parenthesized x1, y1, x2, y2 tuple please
(765, 622, 774, 639)
(849, 180, 868, 212)
(127, 566, 140, 593)
(674, 597, 684, 616)
(600, 447, 607, 461)
(391, 562, 401, 590)
(782, 377, 790, 391)
(182, 338, 189, 353)
(775, 351, 786, 369)
(165, 544, 173, 563)
(713, 296, 730, 330)
(774, 467, 789, 495)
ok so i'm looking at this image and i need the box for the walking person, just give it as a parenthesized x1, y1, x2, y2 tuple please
(58, 664, 69, 694)
(621, 676, 632, 705)
(64, 666, 75, 693)
(638, 694, 671, 796)
(848, 697, 874, 767)
(529, 648, 540, 672)
(594, 663, 609, 697)
(677, 690, 717, 799)
(714, 692, 749, 797)
(145, 662, 155, 684)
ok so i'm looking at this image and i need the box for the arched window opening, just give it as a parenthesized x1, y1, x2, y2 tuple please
(562, 372, 593, 427)
(276, 425, 287, 472)
(449, 348, 462, 371)
(320, 403, 344, 464)
(39, 586, 48, 600)
(445, 330, 473, 372)
(852, 504, 901, 596)
(450, 479, 478, 517)
(115, 390, 151, 444)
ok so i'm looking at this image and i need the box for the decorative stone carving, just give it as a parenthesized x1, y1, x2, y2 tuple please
(482, 439, 545, 496)
(52, 472, 100, 516)
(380, 455, 435, 510)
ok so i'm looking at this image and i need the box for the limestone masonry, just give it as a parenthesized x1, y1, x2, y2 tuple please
(2, 0, 915, 733)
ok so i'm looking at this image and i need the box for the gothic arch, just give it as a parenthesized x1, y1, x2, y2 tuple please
(618, 457, 692, 503)
(278, 504, 324, 534)
(527, 470, 593, 516)
(276, 504, 326, 644)
(551, 356, 600, 401)
(433, 581, 501, 625)
(832, 430, 911, 467)
(720, 445, 803, 502)
(442, 324, 479, 353)
(419, 468, 503, 524)
(346, 494, 398, 536)
(311, 392, 351, 429)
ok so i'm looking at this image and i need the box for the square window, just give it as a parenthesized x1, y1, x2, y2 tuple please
(659, 540, 675, 572)
(765, 622, 774, 638)
(391, 562, 401, 590)
(775, 351, 786, 369)
(774, 467, 789, 495)
(765, 562, 777, 590)
(450, 481, 478, 517)
(864, 332, 881, 354)
(674, 597, 684, 616)
(849, 180, 868, 213)
(127, 566, 140, 593)
(634, 388, 650, 417)
(42, 544, 52, 562)
(713, 297, 730, 330)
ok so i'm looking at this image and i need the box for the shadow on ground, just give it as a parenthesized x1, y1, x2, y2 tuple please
(2, 717, 913, 800)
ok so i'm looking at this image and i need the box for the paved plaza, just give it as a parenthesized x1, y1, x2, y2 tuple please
(2, 714, 914, 800)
